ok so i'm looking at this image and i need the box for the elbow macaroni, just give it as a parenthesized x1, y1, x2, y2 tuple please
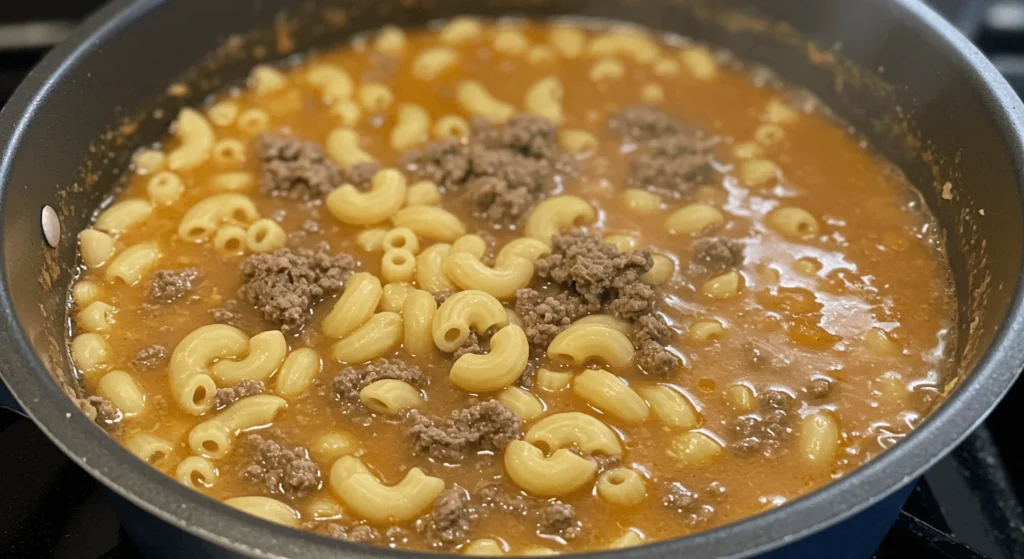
(432, 290, 509, 352)
(329, 456, 445, 522)
(524, 195, 596, 244)
(547, 323, 635, 368)
(326, 168, 407, 226)
(449, 325, 529, 392)
(330, 312, 404, 364)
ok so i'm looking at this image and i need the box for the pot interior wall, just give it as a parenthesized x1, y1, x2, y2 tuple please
(0, 0, 1018, 546)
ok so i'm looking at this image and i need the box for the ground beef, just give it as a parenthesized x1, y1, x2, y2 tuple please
(242, 434, 320, 499)
(514, 288, 593, 348)
(402, 137, 471, 189)
(661, 482, 719, 526)
(214, 380, 266, 409)
(606, 281, 658, 319)
(452, 331, 488, 360)
(239, 245, 355, 333)
(636, 340, 680, 378)
(629, 134, 717, 197)
(805, 378, 834, 400)
(333, 359, 425, 400)
(634, 313, 672, 345)
(690, 237, 744, 277)
(729, 389, 796, 457)
(133, 344, 167, 370)
(342, 162, 382, 190)
(408, 400, 521, 462)
(608, 105, 691, 142)
(538, 502, 582, 540)
(77, 395, 119, 426)
(433, 290, 454, 305)
(479, 484, 531, 515)
(424, 486, 476, 546)
(326, 524, 380, 543)
(517, 363, 536, 389)
(148, 268, 199, 304)
(534, 231, 654, 317)
(254, 133, 342, 201)
(467, 176, 536, 225)
(209, 301, 243, 328)
(401, 114, 576, 227)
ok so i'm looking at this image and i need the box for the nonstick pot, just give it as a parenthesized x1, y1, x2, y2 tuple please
(0, 0, 1021, 558)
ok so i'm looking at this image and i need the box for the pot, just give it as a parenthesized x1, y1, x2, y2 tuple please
(0, 0, 1021, 558)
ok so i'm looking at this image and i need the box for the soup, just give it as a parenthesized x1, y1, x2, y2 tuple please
(66, 18, 955, 555)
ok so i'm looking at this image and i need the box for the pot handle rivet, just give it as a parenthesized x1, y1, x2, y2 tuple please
(41, 205, 60, 248)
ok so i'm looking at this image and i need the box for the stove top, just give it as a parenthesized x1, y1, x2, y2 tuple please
(1, 1, 1023, 558)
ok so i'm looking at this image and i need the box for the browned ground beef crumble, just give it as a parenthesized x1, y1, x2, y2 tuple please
(805, 377, 835, 400)
(452, 331, 488, 359)
(538, 501, 582, 540)
(326, 523, 380, 542)
(421, 486, 476, 546)
(662, 481, 726, 526)
(401, 114, 577, 227)
(76, 395, 119, 427)
(214, 379, 266, 409)
(690, 237, 744, 277)
(254, 133, 342, 201)
(133, 344, 167, 370)
(148, 268, 199, 303)
(242, 434, 320, 499)
(608, 105, 692, 142)
(608, 105, 719, 198)
(239, 245, 355, 333)
(407, 400, 521, 462)
(534, 231, 654, 316)
(332, 359, 426, 400)
(728, 389, 796, 457)
(524, 231, 681, 376)
(514, 288, 593, 348)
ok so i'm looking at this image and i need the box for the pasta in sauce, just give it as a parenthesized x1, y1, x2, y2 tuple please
(67, 19, 955, 554)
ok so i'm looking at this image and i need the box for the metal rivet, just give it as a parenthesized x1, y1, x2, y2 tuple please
(41, 205, 60, 248)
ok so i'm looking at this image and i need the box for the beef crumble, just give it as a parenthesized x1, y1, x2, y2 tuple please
(636, 340, 681, 377)
(401, 114, 576, 227)
(423, 486, 476, 546)
(239, 245, 355, 333)
(254, 133, 342, 201)
(608, 105, 691, 142)
(534, 231, 654, 317)
(214, 379, 266, 409)
(729, 389, 796, 457)
(661, 481, 721, 526)
(538, 502, 582, 540)
(608, 105, 719, 198)
(514, 288, 593, 348)
(333, 359, 426, 400)
(523, 231, 681, 375)
(326, 523, 380, 543)
(242, 434, 320, 499)
(407, 400, 521, 462)
(342, 162, 382, 190)
(133, 344, 167, 370)
(629, 133, 718, 197)
(76, 395, 120, 427)
(148, 268, 199, 304)
(452, 331, 488, 359)
(804, 377, 834, 400)
(690, 237, 744, 277)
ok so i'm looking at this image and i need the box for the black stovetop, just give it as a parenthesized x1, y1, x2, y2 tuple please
(1, 1, 1024, 558)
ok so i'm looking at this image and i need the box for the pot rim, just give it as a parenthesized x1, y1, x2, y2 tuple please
(1, 0, 1022, 558)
